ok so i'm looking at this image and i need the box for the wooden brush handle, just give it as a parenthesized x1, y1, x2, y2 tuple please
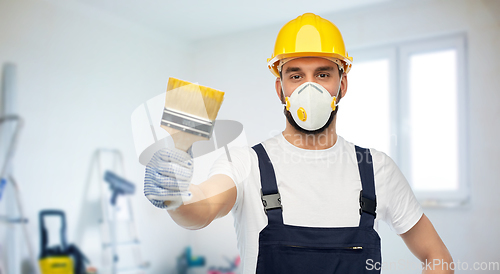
(162, 126, 208, 152)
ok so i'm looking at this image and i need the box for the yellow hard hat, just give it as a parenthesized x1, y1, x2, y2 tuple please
(267, 13, 353, 77)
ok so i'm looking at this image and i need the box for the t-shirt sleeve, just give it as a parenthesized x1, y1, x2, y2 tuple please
(207, 146, 253, 212)
(378, 152, 424, 235)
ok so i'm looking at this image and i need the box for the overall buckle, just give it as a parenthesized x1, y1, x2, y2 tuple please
(261, 189, 282, 214)
(359, 190, 377, 218)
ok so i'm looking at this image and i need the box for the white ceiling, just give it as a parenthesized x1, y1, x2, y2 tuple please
(72, 0, 392, 41)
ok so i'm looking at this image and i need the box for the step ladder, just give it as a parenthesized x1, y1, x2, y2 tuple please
(91, 148, 149, 274)
(0, 115, 39, 274)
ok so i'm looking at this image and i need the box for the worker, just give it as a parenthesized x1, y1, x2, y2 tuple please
(144, 13, 454, 273)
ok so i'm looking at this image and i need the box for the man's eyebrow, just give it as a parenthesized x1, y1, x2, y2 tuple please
(315, 66, 335, 72)
(284, 66, 335, 74)
(284, 67, 301, 74)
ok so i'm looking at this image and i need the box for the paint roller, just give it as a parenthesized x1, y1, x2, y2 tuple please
(103, 171, 135, 205)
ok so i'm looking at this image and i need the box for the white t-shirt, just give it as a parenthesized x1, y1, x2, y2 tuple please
(208, 133, 423, 274)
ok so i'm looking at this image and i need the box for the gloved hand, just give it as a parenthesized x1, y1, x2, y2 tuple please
(144, 147, 194, 210)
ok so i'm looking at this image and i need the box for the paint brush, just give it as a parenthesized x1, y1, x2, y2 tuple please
(161, 77, 224, 152)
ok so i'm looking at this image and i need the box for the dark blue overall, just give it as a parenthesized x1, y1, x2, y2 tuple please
(252, 143, 382, 273)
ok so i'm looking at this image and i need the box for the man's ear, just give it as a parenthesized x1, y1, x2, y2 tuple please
(275, 77, 285, 104)
(340, 73, 348, 99)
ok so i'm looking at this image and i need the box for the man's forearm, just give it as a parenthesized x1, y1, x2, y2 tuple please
(422, 252, 454, 273)
(166, 174, 237, 230)
(166, 184, 213, 230)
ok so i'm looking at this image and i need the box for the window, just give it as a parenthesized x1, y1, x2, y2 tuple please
(339, 34, 469, 207)
(408, 50, 459, 192)
(337, 58, 391, 154)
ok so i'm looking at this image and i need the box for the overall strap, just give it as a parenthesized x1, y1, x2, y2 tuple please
(252, 143, 283, 225)
(355, 146, 377, 227)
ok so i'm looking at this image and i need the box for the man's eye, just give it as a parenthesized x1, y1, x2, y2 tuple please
(291, 75, 301, 80)
(318, 73, 329, 78)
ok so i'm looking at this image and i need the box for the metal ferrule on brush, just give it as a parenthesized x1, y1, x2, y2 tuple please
(161, 108, 214, 139)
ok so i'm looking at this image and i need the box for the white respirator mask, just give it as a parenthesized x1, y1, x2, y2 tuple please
(283, 77, 342, 131)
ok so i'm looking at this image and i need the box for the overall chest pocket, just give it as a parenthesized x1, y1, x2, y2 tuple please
(257, 242, 380, 274)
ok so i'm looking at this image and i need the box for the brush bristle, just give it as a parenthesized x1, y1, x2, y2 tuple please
(165, 77, 225, 121)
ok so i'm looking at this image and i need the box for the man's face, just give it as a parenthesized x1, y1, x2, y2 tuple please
(275, 57, 348, 134)
(278, 57, 344, 99)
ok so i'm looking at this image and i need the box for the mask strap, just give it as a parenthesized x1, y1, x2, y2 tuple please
(333, 73, 343, 107)
(280, 78, 286, 105)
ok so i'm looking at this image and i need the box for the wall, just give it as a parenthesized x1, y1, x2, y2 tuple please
(190, 0, 500, 272)
(0, 0, 193, 272)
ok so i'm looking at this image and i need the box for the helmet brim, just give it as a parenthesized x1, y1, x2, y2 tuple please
(268, 52, 353, 77)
